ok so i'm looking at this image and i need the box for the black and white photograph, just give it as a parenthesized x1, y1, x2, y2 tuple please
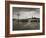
(12, 7, 40, 31)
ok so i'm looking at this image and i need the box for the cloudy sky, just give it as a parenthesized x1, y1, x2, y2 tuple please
(12, 7, 40, 19)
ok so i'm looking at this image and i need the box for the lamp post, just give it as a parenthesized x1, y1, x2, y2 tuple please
(17, 12, 20, 25)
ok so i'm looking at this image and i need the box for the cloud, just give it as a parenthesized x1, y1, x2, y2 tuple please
(13, 7, 40, 19)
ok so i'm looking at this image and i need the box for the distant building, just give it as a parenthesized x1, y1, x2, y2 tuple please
(28, 16, 40, 22)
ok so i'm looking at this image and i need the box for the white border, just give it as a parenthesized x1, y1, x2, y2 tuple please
(10, 4, 43, 34)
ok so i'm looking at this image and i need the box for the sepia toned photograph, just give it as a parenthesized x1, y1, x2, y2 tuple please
(12, 7, 40, 31)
